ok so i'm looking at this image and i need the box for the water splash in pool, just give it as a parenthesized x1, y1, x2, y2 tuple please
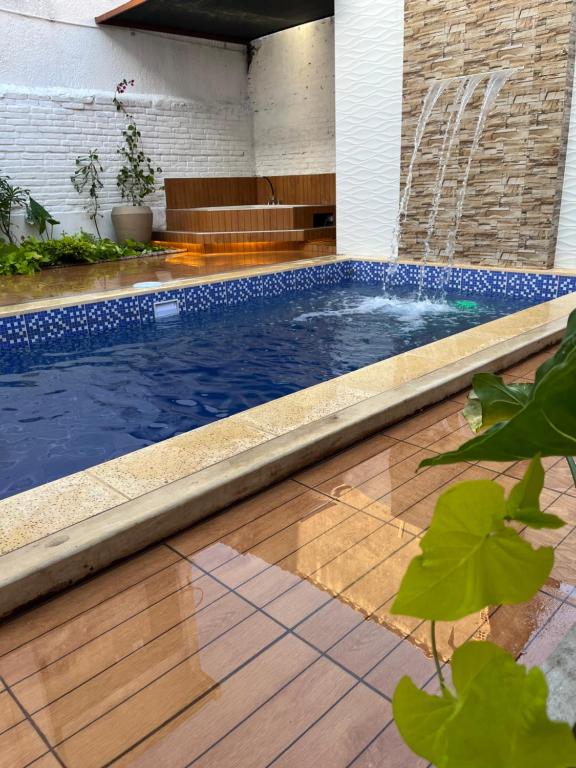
(293, 295, 457, 327)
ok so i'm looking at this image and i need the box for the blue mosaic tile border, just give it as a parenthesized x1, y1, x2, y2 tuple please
(1, 260, 574, 350)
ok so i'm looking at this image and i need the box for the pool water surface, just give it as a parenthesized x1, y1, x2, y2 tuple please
(0, 283, 538, 499)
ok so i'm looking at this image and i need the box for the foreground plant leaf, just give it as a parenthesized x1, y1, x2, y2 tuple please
(394, 641, 576, 768)
(505, 455, 565, 529)
(421, 310, 576, 467)
(463, 372, 532, 433)
(391, 479, 553, 621)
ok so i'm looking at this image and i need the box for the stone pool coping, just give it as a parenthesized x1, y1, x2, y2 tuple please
(1, 253, 575, 318)
(0, 290, 574, 616)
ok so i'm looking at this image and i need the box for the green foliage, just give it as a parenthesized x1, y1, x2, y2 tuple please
(25, 197, 59, 241)
(116, 123, 162, 206)
(0, 234, 161, 275)
(420, 309, 576, 467)
(463, 372, 532, 432)
(393, 641, 576, 768)
(392, 314, 576, 767)
(71, 151, 104, 239)
(20, 233, 160, 266)
(390, 463, 559, 621)
(0, 174, 29, 244)
(0, 241, 45, 275)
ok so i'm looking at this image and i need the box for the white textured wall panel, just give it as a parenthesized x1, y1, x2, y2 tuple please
(556, 62, 576, 269)
(334, 0, 404, 257)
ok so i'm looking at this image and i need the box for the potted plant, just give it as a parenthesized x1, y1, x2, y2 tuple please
(111, 79, 162, 243)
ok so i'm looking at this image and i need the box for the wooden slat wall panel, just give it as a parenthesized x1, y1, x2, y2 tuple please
(164, 178, 257, 209)
(164, 174, 336, 209)
(255, 174, 336, 205)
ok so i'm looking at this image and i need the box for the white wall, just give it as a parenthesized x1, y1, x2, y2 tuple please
(556, 61, 576, 270)
(334, 0, 404, 257)
(0, 1, 253, 239)
(248, 18, 335, 176)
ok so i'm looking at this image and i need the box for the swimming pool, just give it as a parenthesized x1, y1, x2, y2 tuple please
(0, 259, 557, 499)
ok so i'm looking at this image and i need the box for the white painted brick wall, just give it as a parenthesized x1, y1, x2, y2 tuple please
(0, 88, 254, 237)
(249, 19, 335, 176)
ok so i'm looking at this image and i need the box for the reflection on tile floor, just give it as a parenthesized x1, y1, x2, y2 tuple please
(0, 346, 574, 767)
(0, 250, 312, 306)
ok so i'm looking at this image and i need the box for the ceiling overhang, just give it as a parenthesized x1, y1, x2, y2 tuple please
(96, 0, 334, 44)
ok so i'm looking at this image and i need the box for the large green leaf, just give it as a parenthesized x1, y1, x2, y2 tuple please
(506, 456, 565, 529)
(421, 311, 576, 467)
(394, 641, 576, 768)
(391, 479, 554, 621)
(463, 372, 532, 432)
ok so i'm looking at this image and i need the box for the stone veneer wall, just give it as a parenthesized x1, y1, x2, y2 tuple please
(400, 0, 576, 268)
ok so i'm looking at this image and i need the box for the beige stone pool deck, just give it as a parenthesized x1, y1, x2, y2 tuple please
(0, 257, 575, 617)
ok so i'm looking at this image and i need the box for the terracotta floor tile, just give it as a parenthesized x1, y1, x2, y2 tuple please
(236, 565, 302, 607)
(54, 612, 284, 768)
(0, 720, 48, 768)
(35, 591, 256, 746)
(167, 480, 306, 556)
(349, 722, 428, 767)
(0, 689, 24, 734)
(310, 522, 412, 597)
(487, 592, 564, 657)
(112, 635, 319, 768)
(278, 511, 385, 583)
(314, 441, 421, 500)
(371, 596, 422, 638)
(192, 657, 355, 768)
(210, 551, 272, 589)
(328, 619, 401, 678)
(0, 558, 202, 686)
(337, 449, 437, 510)
(363, 462, 469, 523)
(13, 574, 228, 713)
(383, 400, 463, 441)
(25, 755, 61, 768)
(272, 683, 391, 768)
(294, 433, 399, 488)
(263, 579, 332, 628)
(390, 464, 497, 535)
(520, 602, 576, 669)
(427, 423, 476, 453)
(365, 640, 436, 698)
(245, 500, 358, 571)
(340, 538, 423, 618)
(0, 545, 179, 657)
(404, 411, 471, 449)
(295, 597, 364, 651)
(219, 490, 335, 556)
(552, 528, 576, 585)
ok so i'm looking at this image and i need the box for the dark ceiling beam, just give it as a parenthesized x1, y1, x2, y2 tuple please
(96, 0, 150, 25)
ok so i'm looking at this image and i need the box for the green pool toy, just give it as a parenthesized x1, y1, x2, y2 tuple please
(455, 299, 478, 310)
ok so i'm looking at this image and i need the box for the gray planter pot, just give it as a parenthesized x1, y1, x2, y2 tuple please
(111, 205, 153, 243)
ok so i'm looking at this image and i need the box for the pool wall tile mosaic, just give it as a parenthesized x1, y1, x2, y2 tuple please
(0, 315, 28, 349)
(25, 306, 89, 344)
(2, 260, 575, 349)
(86, 297, 141, 334)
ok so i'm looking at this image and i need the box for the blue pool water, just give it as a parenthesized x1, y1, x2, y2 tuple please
(0, 284, 538, 499)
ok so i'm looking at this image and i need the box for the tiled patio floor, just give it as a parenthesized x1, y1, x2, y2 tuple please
(0, 250, 311, 307)
(0, 346, 574, 768)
